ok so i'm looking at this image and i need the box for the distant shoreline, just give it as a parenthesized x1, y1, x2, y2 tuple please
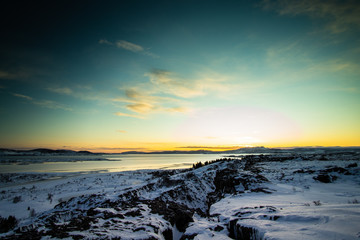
(1, 146, 360, 156)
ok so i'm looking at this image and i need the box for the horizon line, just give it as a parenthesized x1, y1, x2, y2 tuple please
(2, 145, 360, 154)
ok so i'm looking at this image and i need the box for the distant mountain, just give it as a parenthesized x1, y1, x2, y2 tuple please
(218, 146, 283, 154)
(120, 147, 279, 155)
(120, 146, 360, 155)
(283, 146, 360, 154)
(1, 146, 359, 156)
(0, 148, 100, 156)
(120, 150, 213, 154)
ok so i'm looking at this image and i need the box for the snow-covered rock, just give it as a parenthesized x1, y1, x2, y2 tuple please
(0, 152, 359, 239)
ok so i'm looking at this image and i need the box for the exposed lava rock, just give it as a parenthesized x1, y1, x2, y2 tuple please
(213, 225, 225, 231)
(125, 209, 142, 217)
(144, 199, 194, 232)
(2, 158, 270, 239)
(162, 228, 173, 240)
(214, 168, 240, 194)
(228, 219, 263, 240)
(322, 167, 349, 174)
(346, 163, 357, 168)
(313, 174, 337, 183)
(0, 216, 17, 233)
(293, 169, 315, 174)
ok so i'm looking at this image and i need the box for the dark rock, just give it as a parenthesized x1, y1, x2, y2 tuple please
(313, 174, 337, 183)
(180, 233, 197, 240)
(213, 169, 239, 194)
(255, 174, 269, 182)
(5, 229, 42, 240)
(293, 169, 315, 174)
(323, 167, 349, 174)
(346, 163, 357, 168)
(228, 219, 263, 240)
(145, 199, 194, 232)
(270, 215, 280, 221)
(0, 215, 18, 233)
(68, 216, 92, 231)
(134, 227, 146, 232)
(86, 208, 124, 219)
(162, 228, 173, 240)
(72, 235, 85, 240)
(214, 225, 224, 231)
(251, 188, 272, 194)
(46, 223, 70, 238)
(125, 209, 142, 217)
(228, 219, 238, 239)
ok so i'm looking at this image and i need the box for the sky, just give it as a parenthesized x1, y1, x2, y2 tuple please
(0, 0, 359, 152)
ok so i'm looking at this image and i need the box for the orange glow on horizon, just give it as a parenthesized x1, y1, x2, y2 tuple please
(5, 141, 359, 154)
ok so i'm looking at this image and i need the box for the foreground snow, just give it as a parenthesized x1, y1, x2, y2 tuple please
(0, 152, 359, 239)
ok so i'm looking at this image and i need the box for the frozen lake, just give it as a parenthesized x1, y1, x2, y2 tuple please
(0, 153, 245, 173)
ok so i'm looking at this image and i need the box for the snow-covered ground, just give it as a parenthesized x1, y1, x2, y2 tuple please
(0, 152, 359, 239)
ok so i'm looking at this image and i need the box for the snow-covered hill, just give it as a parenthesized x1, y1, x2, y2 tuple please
(0, 152, 359, 239)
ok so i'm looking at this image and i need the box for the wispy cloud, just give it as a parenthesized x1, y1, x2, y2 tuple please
(126, 103, 155, 114)
(262, 0, 360, 33)
(114, 111, 145, 119)
(0, 70, 16, 79)
(145, 70, 205, 98)
(145, 69, 233, 98)
(46, 87, 73, 95)
(98, 39, 112, 45)
(116, 40, 144, 52)
(177, 146, 240, 150)
(74, 146, 149, 153)
(45, 85, 112, 103)
(12, 93, 33, 101)
(113, 69, 240, 118)
(166, 106, 189, 113)
(12, 93, 72, 111)
(0, 70, 29, 80)
(99, 39, 158, 58)
(325, 87, 358, 93)
(117, 130, 127, 133)
(265, 39, 360, 85)
(45, 82, 190, 118)
(34, 100, 72, 111)
(308, 58, 360, 74)
(113, 86, 190, 118)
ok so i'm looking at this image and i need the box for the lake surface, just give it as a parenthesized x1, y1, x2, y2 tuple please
(0, 154, 248, 173)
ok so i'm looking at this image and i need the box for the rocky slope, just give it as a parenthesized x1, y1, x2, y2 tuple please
(1, 152, 359, 239)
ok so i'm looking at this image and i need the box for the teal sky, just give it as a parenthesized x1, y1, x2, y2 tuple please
(0, 0, 359, 152)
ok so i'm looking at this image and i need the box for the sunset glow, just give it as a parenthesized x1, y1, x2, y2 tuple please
(0, 0, 359, 152)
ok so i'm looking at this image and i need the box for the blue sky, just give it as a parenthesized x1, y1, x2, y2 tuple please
(0, 0, 359, 152)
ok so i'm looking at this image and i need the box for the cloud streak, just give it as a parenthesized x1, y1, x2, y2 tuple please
(145, 69, 233, 98)
(177, 146, 241, 150)
(12, 93, 33, 101)
(113, 69, 240, 118)
(12, 93, 72, 111)
(113, 86, 190, 118)
(114, 111, 145, 119)
(46, 85, 113, 103)
(0, 70, 29, 80)
(263, 0, 360, 33)
(99, 39, 158, 58)
(44, 81, 191, 118)
(145, 70, 205, 98)
(46, 87, 73, 95)
(116, 40, 144, 52)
